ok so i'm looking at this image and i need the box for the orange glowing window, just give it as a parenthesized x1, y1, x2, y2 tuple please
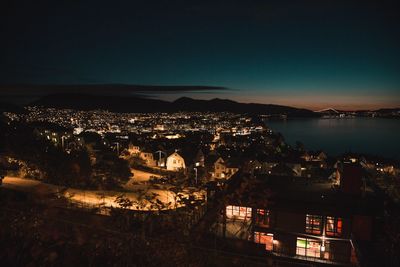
(326, 216, 343, 237)
(254, 231, 274, 251)
(256, 209, 271, 227)
(305, 214, 323, 235)
(226, 205, 252, 221)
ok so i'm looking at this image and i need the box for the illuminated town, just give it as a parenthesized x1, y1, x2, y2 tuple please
(1, 105, 399, 266)
(1, 0, 400, 266)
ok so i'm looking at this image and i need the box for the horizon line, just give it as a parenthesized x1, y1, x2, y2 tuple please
(1, 93, 399, 112)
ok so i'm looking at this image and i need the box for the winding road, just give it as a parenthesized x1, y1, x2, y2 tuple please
(1, 176, 205, 211)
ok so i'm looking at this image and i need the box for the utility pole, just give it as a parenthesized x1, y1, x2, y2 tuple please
(112, 142, 120, 155)
(61, 135, 66, 150)
(155, 150, 166, 167)
(194, 167, 198, 185)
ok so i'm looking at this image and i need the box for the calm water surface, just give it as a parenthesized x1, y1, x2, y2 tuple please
(266, 118, 400, 159)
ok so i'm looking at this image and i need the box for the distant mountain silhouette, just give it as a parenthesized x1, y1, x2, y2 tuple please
(31, 94, 171, 113)
(30, 94, 318, 117)
(172, 97, 318, 116)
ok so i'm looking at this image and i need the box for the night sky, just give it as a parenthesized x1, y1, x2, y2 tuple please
(1, 0, 400, 110)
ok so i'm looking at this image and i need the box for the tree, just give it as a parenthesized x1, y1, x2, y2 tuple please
(295, 140, 305, 152)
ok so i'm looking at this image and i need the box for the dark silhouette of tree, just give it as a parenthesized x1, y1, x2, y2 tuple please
(295, 140, 305, 152)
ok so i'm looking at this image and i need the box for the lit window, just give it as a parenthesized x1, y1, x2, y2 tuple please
(254, 232, 273, 251)
(296, 237, 328, 258)
(305, 214, 323, 235)
(256, 209, 270, 227)
(226, 205, 252, 221)
(326, 216, 343, 237)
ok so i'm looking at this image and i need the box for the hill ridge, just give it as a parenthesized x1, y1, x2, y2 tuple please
(30, 94, 318, 117)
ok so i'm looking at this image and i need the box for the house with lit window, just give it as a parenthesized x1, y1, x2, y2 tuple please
(139, 150, 157, 167)
(127, 143, 141, 155)
(302, 151, 328, 162)
(211, 157, 227, 179)
(166, 152, 186, 171)
(242, 159, 262, 175)
(213, 163, 382, 266)
(209, 157, 239, 180)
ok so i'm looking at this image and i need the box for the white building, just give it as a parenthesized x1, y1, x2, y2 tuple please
(210, 157, 239, 180)
(166, 152, 186, 171)
(128, 144, 141, 155)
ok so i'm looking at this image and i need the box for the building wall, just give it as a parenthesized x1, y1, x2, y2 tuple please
(214, 159, 226, 178)
(221, 205, 354, 265)
(352, 215, 372, 241)
(275, 211, 305, 233)
(330, 240, 351, 263)
(139, 152, 156, 167)
(272, 210, 352, 263)
(166, 153, 185, 171)
(128, 145, 140, 155)
(274, 232, 296, 256)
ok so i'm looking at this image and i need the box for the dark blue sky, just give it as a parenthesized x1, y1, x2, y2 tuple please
(1, 0, 399, 109)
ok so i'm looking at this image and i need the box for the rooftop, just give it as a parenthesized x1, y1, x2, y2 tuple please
(228, 175, 383, 217)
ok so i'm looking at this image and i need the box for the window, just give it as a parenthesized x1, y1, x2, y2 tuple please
(254, 232, 273, 251)
(326, 216, 343, 237)
(226, 205, 252, 221)
(306, 214, 323, 235)
(173, 159, 176, 164)
(296, 238, 330, 259)
(256, 209, 270, 227)
(297, 238, 319, 258)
